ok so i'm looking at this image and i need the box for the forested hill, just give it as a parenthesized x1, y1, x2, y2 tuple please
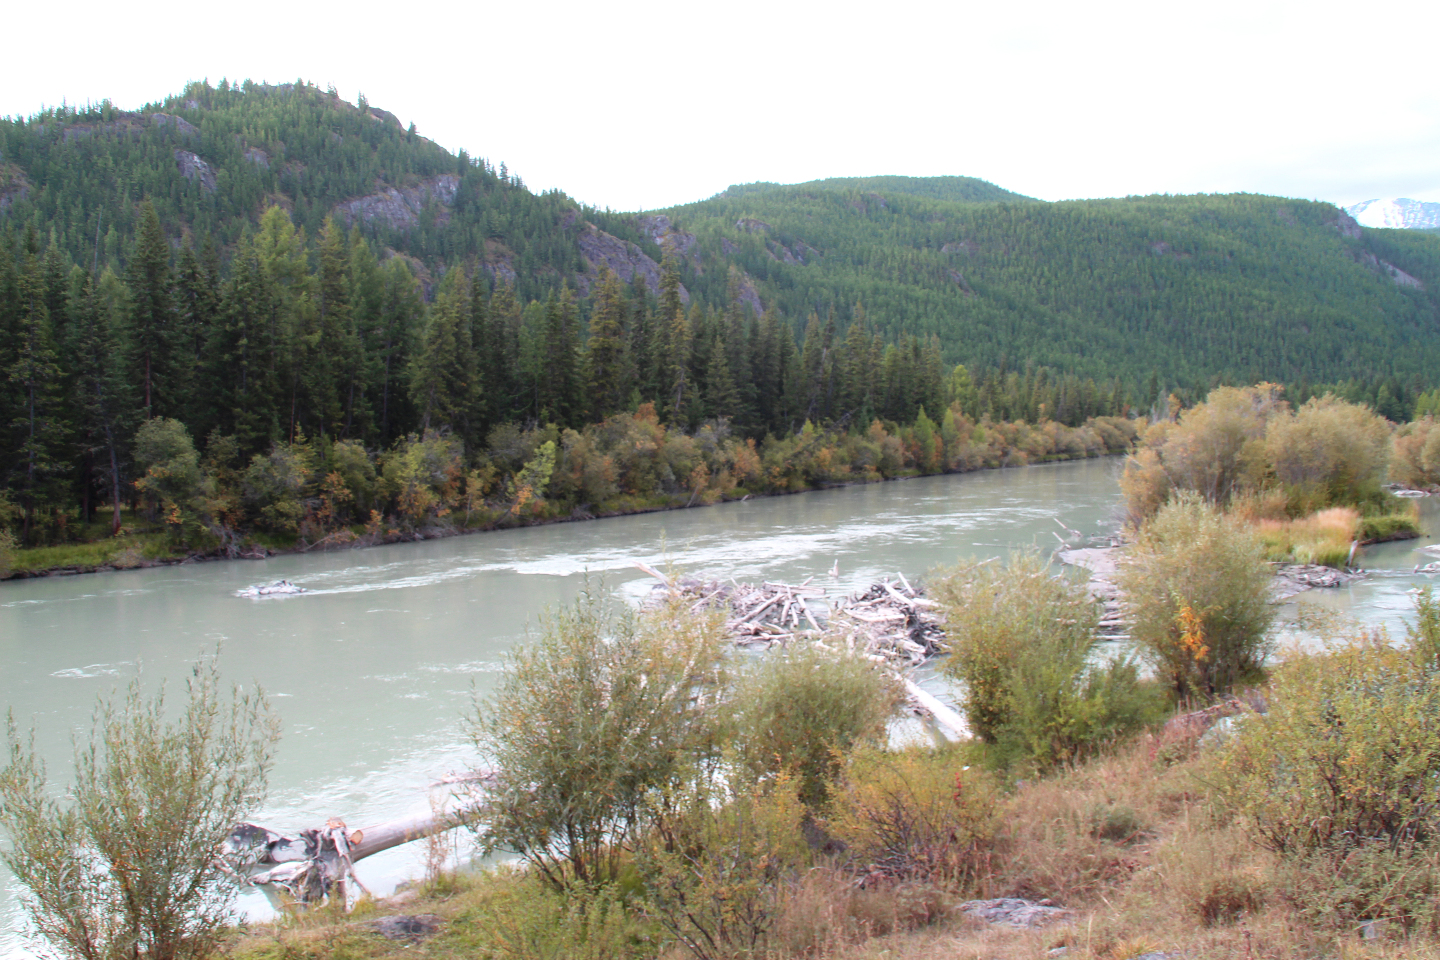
(5, 78, 1440, 396)
(653, 184, 1440, 391)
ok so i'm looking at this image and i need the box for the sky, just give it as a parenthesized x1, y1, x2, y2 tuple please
(5, 0, 1439, 212)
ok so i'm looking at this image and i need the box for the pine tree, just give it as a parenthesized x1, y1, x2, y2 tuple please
(125, 201, 178, 419)
(66, 269, 133, 533)
(8, 229, 68, 541)
(584, 268, 628, 418)
(409, 275, 476, 435)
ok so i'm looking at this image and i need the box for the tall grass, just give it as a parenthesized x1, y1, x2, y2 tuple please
(1251, 506, 1358, 566)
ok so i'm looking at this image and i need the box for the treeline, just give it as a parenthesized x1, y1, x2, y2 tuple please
(0, 204, 1138, 551)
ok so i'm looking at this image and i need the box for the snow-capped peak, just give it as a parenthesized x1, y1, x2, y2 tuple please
(1345, 198, 1440, 230)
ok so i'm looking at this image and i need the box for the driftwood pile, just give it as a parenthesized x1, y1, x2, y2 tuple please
(641, 566, 948, 667)
(829, 578, 947, 666)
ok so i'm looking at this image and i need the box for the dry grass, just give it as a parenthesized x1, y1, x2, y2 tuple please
(1253, 505, 1358, 566)
(230, 734, 1440, 960)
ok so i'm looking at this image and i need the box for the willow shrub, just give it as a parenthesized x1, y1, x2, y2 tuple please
(0, 657, 278, 960)
(827, 746, 1000, 888)
(1118, 495, 1274, 699)
(639, 778, 809, 960)
(467, 591, 729, 890)
(728, 644, 903, 809)
(933, 554, 1160, 769)
(1213, 614, 1440, 933)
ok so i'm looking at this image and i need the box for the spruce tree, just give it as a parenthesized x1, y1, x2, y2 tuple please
(583, 268, 628, 419)
(8, 230, 68, 541)
(125, 201, 178, 419)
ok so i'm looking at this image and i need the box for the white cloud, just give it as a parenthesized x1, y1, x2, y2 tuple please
(6, 0, 1439, 210)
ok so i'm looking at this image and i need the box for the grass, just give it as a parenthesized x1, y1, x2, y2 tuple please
(1252, 506, 1359, 566)
(8, 531, 182, 574)
(228, 724, 1437, 960)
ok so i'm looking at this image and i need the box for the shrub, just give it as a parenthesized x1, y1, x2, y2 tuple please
(1119, 495, 1274, 699)
(933, 554, 1160, 767)
(727, 644, 902, 808)
(1212, 617, 1440, 933)
(467, 591, 729, 889)
(827, 746, 1000, 887)
(0, 656, 278, 960)
(639, 779, 808, 960)
(1265, 394, 1392, 507)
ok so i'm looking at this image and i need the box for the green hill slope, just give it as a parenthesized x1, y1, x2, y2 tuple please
(647, 184, 1440, 388)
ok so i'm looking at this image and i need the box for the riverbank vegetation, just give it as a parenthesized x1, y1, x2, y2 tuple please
(1120, 384, 1423, 564)
(220, 583, 1440, 960)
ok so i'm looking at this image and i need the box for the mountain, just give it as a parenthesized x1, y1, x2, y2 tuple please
(6, 79, 1440, 393)
(1345, 198, 1440, 231)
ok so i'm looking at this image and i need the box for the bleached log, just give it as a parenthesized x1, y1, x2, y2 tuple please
(903, 679, 969, 740)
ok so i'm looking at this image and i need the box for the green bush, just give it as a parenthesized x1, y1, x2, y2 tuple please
(1118, 495, 1274, 699)
(0, 656, 278, 960)
(827, 746, 999, 887)
(727, 644, 902, 808)
(933, 554, 1160, 767)
(444, 869, 655, 960)
(1213, 614, 1440, 933)
(639, 779, 808, 960)
(467, 591, 729, 889)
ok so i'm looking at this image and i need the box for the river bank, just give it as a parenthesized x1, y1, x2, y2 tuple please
(2, 450, 1127, 583)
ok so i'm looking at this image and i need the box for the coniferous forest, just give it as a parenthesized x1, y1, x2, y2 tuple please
(4, 78, 1440, 558)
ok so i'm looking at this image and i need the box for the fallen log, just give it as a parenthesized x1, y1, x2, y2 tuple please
(223, 802, 480, 908)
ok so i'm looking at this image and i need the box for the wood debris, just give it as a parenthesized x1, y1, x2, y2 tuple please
(641, 569, 947, 667)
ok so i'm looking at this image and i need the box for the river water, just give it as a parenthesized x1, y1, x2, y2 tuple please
(0, 457, 1436, 953)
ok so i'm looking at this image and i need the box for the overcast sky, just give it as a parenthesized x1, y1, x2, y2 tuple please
(6, 0, 1438, 212)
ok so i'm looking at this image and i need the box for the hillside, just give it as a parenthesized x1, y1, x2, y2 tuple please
(4, 78, 1440, 396)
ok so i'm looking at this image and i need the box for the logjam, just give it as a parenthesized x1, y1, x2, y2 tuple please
(639, 565, 965, 738)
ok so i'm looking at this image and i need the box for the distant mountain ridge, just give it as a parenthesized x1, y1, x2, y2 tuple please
(1345, 198, 1440, 230)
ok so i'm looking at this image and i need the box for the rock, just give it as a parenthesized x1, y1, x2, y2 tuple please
(152, 113, 200, 137)
(334, 175, 460, 232)
(367, 914, 442, 941)
(175, 150, 217, 192)
(958, 897, 1071, 928)
(575, 225, 681, 300)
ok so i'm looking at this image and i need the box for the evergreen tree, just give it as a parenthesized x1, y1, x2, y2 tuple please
(583, 268, 628, 419)
(125, 200, 178, 418)
(409, 274, 476, 435)
(8, 229, 68, 541)
(66, 269, 133, 533)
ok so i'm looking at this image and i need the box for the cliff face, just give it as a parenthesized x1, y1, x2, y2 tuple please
(333, 175, 461, 231)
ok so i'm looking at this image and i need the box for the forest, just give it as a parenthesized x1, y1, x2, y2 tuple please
(4, 77, 1440, 557)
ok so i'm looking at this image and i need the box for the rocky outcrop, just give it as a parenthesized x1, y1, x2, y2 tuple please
(575, 224, 690, 303)
(244, 147, 270, 169)
(0, 166, 29, 213)
(152, 113, 200, 137)
(1327, 211, 1363, 240)
(334, 175, 461, 232)
(736, 217, 770, 233)
(1352, 249, 1426, 291)
(638, 214, 699, 262)
(175, 150, 217, 192)
(734, 273, 763, 316)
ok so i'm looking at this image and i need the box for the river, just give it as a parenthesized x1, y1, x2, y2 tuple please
(0, 457, 1436, 953)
